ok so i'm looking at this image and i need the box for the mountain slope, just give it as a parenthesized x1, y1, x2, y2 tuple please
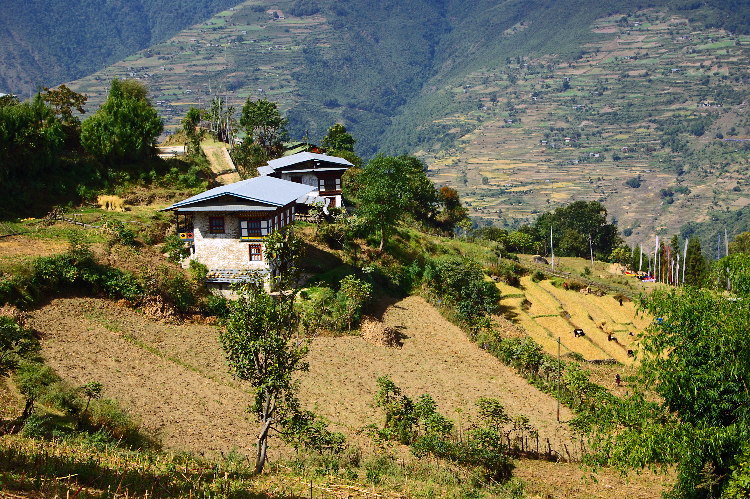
(35, 0, 750, 244)
(0, 0, 239, 96)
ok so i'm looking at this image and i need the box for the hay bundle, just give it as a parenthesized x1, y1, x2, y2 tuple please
(0, 304, 26, 328)
(360, 317, 403, 348)
(141, 295, 177, 322)
(97, 195, 126, 212)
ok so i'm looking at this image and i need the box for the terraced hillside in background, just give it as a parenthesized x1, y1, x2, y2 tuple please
(65, 4, 750, 245)
(411, 10, 750, 246)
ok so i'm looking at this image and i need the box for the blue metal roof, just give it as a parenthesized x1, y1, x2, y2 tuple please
(264, 152, 353, 172)
(163, 175, 317, 211)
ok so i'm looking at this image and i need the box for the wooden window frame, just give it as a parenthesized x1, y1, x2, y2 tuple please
(208, 216, 225, 234)
(240, 219, 261, 238)
(249, 244, 262, 261)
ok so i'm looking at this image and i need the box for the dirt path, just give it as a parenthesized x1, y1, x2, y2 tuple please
(201, 142, 240, 184)
(301, 296, 575, 452)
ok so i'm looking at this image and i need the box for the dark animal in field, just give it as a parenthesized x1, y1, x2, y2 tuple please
(573, 328, 585, 337)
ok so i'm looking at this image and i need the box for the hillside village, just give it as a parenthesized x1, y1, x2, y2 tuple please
(3, 2, 750, 498)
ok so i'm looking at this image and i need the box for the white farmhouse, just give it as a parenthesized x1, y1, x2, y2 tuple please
(163, 175, 324, 291)
(258, 151, 353, 208)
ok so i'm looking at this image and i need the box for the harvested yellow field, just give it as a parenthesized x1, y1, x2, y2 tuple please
(521, 279, 562, 316)
(539, 282, 641, 363)
(497, 276, 649, 363)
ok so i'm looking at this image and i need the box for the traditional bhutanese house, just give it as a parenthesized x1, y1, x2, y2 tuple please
(257, 152, 353, 208)
(163, 175, 323, 291)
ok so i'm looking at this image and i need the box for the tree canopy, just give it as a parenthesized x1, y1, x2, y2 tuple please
(321, 123, 356, 153)
(533, 201, 620, 258)
(80, 79, 163, 164)
(582, 271, 750, 497)
(239, 98, 288, 158)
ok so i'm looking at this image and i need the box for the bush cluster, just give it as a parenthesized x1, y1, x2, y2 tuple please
(422, 256, 500, 333)
(298, 275, 373, 333)
(370, 376, 516, 483)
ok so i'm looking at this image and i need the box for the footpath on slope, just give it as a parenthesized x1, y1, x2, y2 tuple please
(201, 142, 240, 184)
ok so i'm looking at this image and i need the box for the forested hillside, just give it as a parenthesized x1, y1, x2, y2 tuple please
(0, 0, 238, 96)
(6, 0, 750, 245)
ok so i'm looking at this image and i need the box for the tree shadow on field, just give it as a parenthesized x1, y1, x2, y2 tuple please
(367, 295, 403, 321)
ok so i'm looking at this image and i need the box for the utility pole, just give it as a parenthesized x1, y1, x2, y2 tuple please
(550, 226, 555, 271)
(556, 336, 561, 423)
(589, 233, 594, 267)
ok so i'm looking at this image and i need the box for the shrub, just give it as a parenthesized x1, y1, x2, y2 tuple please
(423, 256, 500, 332)
(101, 219, 136, 247)
(337, 275, 373, 331)
(203, 294, 230, 318)
(531, 270, 545, 282)
(489, 260, 525, 286)
(163, 233, 189, 263)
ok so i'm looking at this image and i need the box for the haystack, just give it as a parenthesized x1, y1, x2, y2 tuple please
(360, 317, 403, 348)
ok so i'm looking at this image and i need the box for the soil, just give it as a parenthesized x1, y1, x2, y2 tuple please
(301, 296, 575, 453)
(25, 295, 671, 496)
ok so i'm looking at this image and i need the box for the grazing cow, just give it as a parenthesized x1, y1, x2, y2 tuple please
(627, 349, 634, 357)
(607, 333, 614, 342)
(573, 328, 585, 337)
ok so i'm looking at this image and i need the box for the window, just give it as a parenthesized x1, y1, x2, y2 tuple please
(291, 175, 302, 183)
(249, 244, 262, 261)
(319, 178, 338, 192)
(240, 219, 261, 238)
(209, 216, 225, 234)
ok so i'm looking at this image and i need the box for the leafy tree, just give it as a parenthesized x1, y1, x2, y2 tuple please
(219, 227, 306, 473)
(356, 156, 416, 251)
(684, 237, 707, 287)
(0, 95, 64, 180)
(231, 141, 267, 179)
(181, 107, 203, 156)
(41, 84, 87, 148)
(729, 231, 750, 255)
(321, 123, 356, 152)
(220, 278, 307, 473)
(80, 79, 163, 164)
(534, 201, 620, 258)
(609, 246, 631, 266)
(506, 230, 536, 254)
(436, 186, 469, 233)
(584, 285, 750, 497)
(239, 98, 288, 158)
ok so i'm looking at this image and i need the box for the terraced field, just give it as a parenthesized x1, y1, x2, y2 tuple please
(497, 276, 649, 363)
(418, 9, 750, 244)
(69, 0, 322, 133)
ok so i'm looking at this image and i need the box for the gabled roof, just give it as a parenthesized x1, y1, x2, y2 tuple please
(263, 152, 353, 172)
(163, 175, 316, 211)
